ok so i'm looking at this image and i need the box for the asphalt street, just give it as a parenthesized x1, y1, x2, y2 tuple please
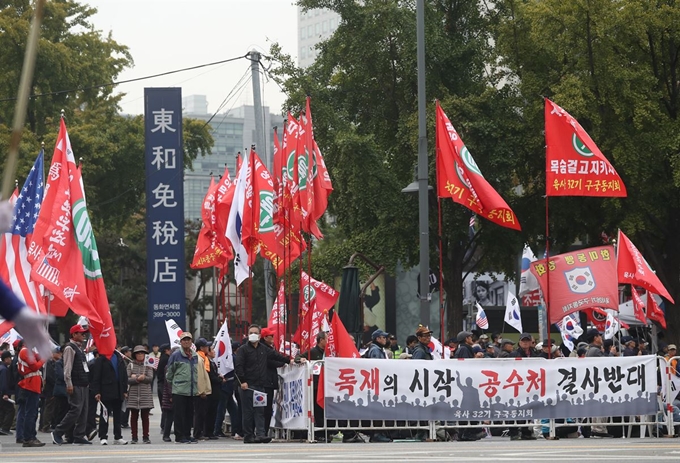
(1, 396, 678, 462)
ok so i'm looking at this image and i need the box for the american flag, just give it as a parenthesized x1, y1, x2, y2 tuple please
(0, 151, 45, 315)
(475, 302, 489, 329)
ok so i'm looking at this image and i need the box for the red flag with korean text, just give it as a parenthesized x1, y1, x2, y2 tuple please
(296, 106, 323, 238)
(272, 127, 282, 192)
(435, 101, 521, 230)
(630, 287, 648, 325)
(529, 245, 618, 324)
(293, 271, 339, 352)
(191, 177, 232, 269)
(617, 230, 673, 303)
(30, 119, 117, 355)
(647, 293, 667, 329)
(213, 165, 236, 266)
(545, 98, 627, 197)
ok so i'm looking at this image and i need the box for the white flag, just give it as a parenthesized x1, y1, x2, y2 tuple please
(504, 292, 523, 333)
(475, 303, 489, 330)
(253, 389, 267, 407)
(429, 335, 451, 359)
(518, 244, 539, 296)
(226, 157, 252, 286)
(555, 314, 583, 351)
(604, 312, 620, 340)
(164, 319, 182, 348)
(212, 319, 234, 376)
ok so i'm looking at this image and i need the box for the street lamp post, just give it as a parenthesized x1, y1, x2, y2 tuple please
(415, 0, 429, 327)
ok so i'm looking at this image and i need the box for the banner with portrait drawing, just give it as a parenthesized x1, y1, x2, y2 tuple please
(323, 356, 656, 421)
(271, 364, 308, 430)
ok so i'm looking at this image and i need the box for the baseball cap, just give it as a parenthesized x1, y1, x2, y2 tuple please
(473, 345, 484, 353)
(416, 326, 433, 337)
(180, 331, 193, 340)
(261, 328, 274, 337)
(70, 324, 88, 335)
(372, 329, 389, 340)
(668, 344, 677, 351)
(586, 328, 601, 341)
(195, 337, 209, 348)
(519, 333, 532, 341)
(502, 339, 515, 346)
(120, 346, 131, 353)
(479, 334, 489, 340)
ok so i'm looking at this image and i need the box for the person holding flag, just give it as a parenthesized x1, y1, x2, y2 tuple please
(234, 324, 293, 444)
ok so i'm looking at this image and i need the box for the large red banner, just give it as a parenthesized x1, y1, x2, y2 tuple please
(529, 245, 618, 324)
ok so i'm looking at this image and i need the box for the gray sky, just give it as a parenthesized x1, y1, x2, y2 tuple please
(89, 0, 298, 116)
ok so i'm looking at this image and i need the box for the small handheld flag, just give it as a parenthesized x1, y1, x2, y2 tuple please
(504, 292, 523, 333)
(253, 389, 267, 407)
(475, 303, 489, 330)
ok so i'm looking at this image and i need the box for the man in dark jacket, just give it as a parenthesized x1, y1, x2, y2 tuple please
(411, 326, 434, 360)
(453, 331, 481, 442)
(205, 345, 221, 439)
(0, 350, 14, 435)
(90, 349, 129, 445)
(261, 328, 287, 437)
(39, 347, 62, 433)
(508, 333, 538, 441)
(156, 344, 171, 433)
(234, 324, 292, 444)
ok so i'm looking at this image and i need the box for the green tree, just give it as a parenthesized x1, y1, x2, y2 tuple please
(271, 0, 523, 337)
(494, 0, 680, 341)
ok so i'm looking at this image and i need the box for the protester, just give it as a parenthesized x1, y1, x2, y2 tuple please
(166, 332, 199, 444)
(665, 345, 679, 376)
(508, 333, 538, 441)
(388, 334, 403, 358)
(52, 347, 69, 430)
(261, 328, 286, 437)
(411, 326, 434, 360)
(498, 339, 515, 358)
(127, 345, 154, 444)
(192, 338, 212, 441)
(0, 350, 14, 435)
(234, 324, 293, 444)
(16, 343, 45, 447)
(366, 329, 390, 360)
(39, 347, 61, 433)
(52, 324, 91, 445)
(204, 345, 221, 440)
(585, 329, 604, 357)
(214, 341, 242, 439)
(156, 343, 171, 433)
(90, 347, 128, 445)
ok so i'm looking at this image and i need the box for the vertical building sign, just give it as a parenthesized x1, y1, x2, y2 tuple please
(145, 88, 186, 345)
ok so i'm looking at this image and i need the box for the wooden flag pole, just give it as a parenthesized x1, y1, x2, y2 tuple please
(2, 0, 47, 199)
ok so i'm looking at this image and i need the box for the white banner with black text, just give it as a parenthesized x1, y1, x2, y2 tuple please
(271, 364, 308, 430)
(323, 356, 657, 420)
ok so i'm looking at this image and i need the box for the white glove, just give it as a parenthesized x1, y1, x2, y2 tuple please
(12, 307, 53, 360)
(0, 200, 13, 233)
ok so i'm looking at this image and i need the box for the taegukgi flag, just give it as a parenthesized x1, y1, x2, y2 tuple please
(504, 292, 523, 333)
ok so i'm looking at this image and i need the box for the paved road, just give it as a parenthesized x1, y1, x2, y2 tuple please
(1, 437, 680, 462)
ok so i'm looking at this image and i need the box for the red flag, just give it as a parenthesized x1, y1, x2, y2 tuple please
(29, 120, 117, 355)
(213, 165, 236, 267)
(309, 140, 332, 228)
(585, 307, 608, 331)
(325, 312, 360, 359)
(435, 101, 521, 230)
(300, 271, 339, 312)
(630, 287, 648, 325)
(529, 245, 618, 324)
(191, 178, 232, 269)
(646, 293, 667, 329)
(268, 281, 287, 352)
(272, 126, 283, 193)
(317, 311, 360, 409)
(545, 98, 627, 197)
(617, 230, 674, 303)
(294, 272, 339, 353)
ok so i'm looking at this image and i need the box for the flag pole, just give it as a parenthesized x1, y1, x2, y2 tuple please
(545, 195, 552, 359)
(2, 0, 46, 200)
(437, 197, 445, 358)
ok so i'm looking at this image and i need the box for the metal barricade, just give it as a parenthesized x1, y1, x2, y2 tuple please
(269, 357, 677, 443)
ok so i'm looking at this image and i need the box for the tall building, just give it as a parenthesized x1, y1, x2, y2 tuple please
(298, 6, 341, 68)
(182, 94, 284, 220)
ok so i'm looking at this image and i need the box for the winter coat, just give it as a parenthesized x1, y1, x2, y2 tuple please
(411, 342, 433, 360)
(90, 352, 128, 402)
(127, 361, 154, 409)
(161, 372, 173, 411)
(195, 352, 212, 396)
(166, 348, 198, 397)
(234, 341, 289, 389)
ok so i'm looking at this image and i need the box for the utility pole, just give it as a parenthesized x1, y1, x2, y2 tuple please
(249, 50, 275, 317)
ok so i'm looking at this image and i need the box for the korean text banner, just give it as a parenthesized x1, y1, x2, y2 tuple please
(324, 356, 655, 421)
(271, 364, 308, 430)
(529, 245, 618, 324)
(145, 88, 186, 346)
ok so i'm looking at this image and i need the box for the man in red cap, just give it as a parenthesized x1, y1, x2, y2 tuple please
(52, 324, 92, 445)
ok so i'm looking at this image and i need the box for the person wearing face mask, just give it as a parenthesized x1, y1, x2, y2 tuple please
(234, 324, 293, 444)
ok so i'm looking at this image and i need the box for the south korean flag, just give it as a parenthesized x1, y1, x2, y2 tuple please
(564, 267, 595, 294)
(253, 390, 267, 407)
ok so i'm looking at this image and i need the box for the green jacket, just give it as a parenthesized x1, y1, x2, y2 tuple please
(165, 348, 198, 397)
